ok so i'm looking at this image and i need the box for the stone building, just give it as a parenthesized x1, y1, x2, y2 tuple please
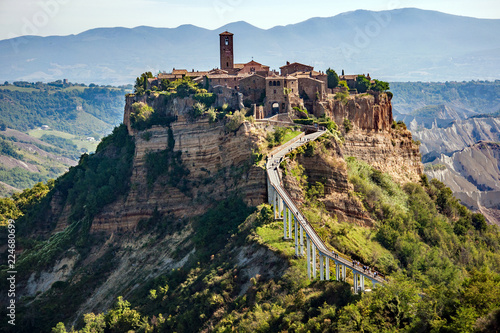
(280, 62, 314, 76)
(220, 31, 234, 72)
(265, 75, 301, 115)
(145, 31, 374, 119)
(239, 74, 266, 105)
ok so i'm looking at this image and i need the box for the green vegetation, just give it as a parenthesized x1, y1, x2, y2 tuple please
(334, 90, 350, 104)
(0, 136, 23, 160)
(391, 120, 407, 131)
(266, 127, 301, 148)
(371, 79, 390, 92)
(0, 180, 54, 225)
(145, 127, 190, 190)
(225, 110, 246, 132)
(356, 75, 371, 93)
(0, 166, 47, 192)
(327, 68, 340, 89)
(40, 134, 78, 152)
(343, 118, 353, 133)
(28, 129, 100, 153)
(355, 75, 390, 94)
(134, 71, 154, 95)
(0, 82, 127, 136)
(0, 124, 136, 332)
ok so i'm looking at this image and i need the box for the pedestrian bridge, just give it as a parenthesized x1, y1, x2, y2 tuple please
(266, 128, 385, 292)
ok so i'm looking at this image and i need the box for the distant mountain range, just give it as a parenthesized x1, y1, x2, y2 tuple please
(1, 8, 499, 85)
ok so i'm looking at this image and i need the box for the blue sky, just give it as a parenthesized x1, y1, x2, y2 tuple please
(1, 0, 499, 41)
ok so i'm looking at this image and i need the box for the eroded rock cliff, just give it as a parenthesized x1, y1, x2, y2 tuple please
(92, 119, 267, 233)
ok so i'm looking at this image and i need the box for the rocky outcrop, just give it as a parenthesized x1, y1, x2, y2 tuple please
(426, 141, 500, 225)
(343, 127, 423, 184)
(318, 92, 393, 131)
(91, 118, 266, 233)
(282, 138, 373, 227)
(413, 116, 500, 158)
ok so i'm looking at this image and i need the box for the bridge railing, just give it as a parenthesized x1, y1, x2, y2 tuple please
(266, 130, 386, 284)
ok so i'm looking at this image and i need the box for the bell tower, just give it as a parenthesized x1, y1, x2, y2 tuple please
(220, 31, 234, 71)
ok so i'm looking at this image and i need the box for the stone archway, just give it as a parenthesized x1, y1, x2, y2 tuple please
(272, 102, 280, 115)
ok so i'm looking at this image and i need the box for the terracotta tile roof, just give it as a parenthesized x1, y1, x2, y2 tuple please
(279, 62, 313, 69)
(219, 31, 234, 36)
(340, 75, 358, 80)
(185, 71, 209, 77)
(172, 69, 188, 75)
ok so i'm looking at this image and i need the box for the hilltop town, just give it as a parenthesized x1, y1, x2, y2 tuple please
(142, 31, 389, 123)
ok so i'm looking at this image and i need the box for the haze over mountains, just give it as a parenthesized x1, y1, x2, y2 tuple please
(1, 8, 500, 85)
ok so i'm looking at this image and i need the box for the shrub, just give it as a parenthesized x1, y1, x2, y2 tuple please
(193, 92, 216, 107)
(225, 110, 246, 132)
(130, 102, 154, 130)
(343, 118, 353, 133)
(356, 75, 370, 93)
(293, 118, 314, 125)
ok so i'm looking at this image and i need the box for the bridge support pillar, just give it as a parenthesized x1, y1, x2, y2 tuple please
(288, 208, 292, 239)
(279, 198, 283, 218)
(326, 257, 330, 280)
(294, 217, 298, 257)
(360, 275, 365, 292)
(353, 273, 358, 294)
(299, 225, 304, 256)
(283, 205, 287, 239)
(306, 236, 311, 280)
(336, 262, 341, 281)
(312, 243, 317, 279)
(320, 255, 324, 281)
(273, 190, 278, 219)
(342, 264, 346, 281)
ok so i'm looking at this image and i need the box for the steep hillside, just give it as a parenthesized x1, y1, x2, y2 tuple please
(0, 82, 129, 136)
(1, 9, 500, 84)
(414, 116, 500, 160)
(0, 82, 130, 195)
(425, 142, 500, 225)
(5, 120, 499, 333)
(2, 82, 499, 333)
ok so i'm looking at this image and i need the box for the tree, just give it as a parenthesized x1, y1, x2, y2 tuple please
(326, 68, 339, 89)
(371, 79, 390, 92)
(130, 102, 154, 130)
(356, 75, 370, 93)
(134, 72, 153, 94)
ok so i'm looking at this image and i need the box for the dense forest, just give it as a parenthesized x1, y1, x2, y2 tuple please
(0, 81, 129, 136)
(0, 81, 130, 195)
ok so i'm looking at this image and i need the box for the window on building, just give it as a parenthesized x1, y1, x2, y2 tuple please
(277, 81, 281, 86)
(269, 81, 272, 87)
(274, 89, 276, 94)
(273, 81, 276, 86)
(225, 37, 229, 45)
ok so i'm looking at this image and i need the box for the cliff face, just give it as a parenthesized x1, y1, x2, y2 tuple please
(318, 92, 393, 132)
(343, 128, 423, 184)
(282, 139, 374, 227)
(92, 119, 266, 233)
(426, 141, 500, 225)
